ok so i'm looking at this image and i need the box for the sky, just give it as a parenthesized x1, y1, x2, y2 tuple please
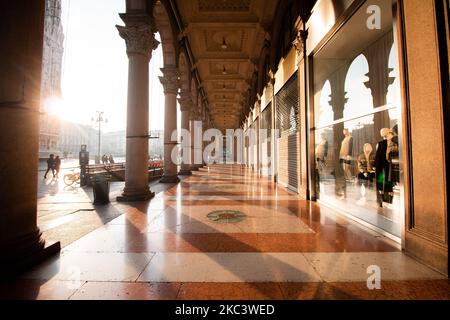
(59, 0, 166, 132)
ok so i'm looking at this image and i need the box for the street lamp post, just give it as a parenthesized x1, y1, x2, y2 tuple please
(92, 111, 107, 164)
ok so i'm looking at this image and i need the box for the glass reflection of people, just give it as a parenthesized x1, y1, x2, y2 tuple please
(357, 143, 376, 186)
(375, 128, 395, 207)
(315, 132, 328, 173)
(339, 128, 354, 181)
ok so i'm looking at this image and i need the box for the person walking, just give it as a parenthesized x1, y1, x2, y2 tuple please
(44, 154, 55, 179)
(54, 155, 61, 179)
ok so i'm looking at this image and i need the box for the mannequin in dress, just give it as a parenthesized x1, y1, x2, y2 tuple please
(339, 128, 354, 181)
(357, 143, 376, 184)
(375, 128, 391, 207)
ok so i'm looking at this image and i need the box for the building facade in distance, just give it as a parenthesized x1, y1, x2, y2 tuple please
(39, 0, 64, 159)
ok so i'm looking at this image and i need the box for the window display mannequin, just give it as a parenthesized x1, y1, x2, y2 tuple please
(386, 129, 400, 184)
(357, 143, 376, 184)
(316, 132, 328, 170)
(375, 128, 394, 207)
(339, 128, 354, 181)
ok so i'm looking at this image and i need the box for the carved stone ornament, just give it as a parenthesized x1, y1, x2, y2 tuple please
(178, 93, 194, 112)
(293, 30, 308, 64)
(189, 109, 200, 121)
(159, 67, 180, 95)
(117, 24, 160, 60)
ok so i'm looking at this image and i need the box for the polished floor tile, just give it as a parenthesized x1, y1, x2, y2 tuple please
(70, 282, 180, 300)
(137, 253, 322, 283)
(303, 252, 446, 282)
(23, 252, 154, 282)
(0, 279, 82, 300)
(20, 164, 447, 300)
(177, 283, 285, 300)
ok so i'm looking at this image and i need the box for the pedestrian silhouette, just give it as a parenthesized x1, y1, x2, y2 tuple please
(44, 154, 55, 179)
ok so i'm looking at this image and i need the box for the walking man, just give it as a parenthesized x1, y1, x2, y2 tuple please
(44, 154, 55, 179)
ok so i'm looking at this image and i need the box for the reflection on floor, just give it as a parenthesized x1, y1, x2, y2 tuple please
(1, 165, 448, 300)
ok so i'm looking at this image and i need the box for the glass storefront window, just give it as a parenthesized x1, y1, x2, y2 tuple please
(312, 0, 402, 237)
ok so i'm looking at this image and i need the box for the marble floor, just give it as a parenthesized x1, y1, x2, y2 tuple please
(1, 165, 449, 300)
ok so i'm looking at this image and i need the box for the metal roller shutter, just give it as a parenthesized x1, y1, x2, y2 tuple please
(244, 128, 249, 167)
(275, 73, 300, 191)
(249, 122, 256, 171)
(260, 103, 272, 176)
(254, 118, 259, 172)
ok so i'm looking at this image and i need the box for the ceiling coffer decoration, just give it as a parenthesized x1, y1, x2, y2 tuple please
(176, 0, 279, 131)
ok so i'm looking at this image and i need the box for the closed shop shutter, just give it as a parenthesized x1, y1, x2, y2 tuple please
(249, 122, 256, 170)
(253, 118, 259, 172)
(260, 103, 272, 176)
(244, 128, 249, 167)
(275, 73, 300, 191)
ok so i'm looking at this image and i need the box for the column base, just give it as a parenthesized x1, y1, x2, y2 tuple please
(0, 230, 61, 278)
(117, 188, 155, 202)
(178, 170, 192, 176)
(160, 175, 180, 184)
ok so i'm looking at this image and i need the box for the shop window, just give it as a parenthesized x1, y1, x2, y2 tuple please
(312, 0, 402, 238)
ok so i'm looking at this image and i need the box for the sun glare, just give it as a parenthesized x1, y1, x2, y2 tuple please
(43, 96, 71, 121)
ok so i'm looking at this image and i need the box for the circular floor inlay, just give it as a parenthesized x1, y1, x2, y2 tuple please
(207, 210, 247, 223)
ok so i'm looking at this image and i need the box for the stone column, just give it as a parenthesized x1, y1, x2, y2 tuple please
(160, 67, 180, 183)
(190, 111, 200, 171)
(178, 93, 193, 176)
(116, 18, 159, 201)
(0, 0, 60, 275)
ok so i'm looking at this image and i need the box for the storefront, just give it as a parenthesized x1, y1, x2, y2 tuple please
(245, 0, 447, 274)
(307, 0, 404, 239)
(260, 102, 272, 177)
(275, 73, 301, 191)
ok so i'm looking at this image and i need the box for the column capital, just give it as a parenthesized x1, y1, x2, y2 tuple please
(293, 29, 308, 64)
(117, 24, 159, 60)
(159, 67, 180, 95)
(178, 93, 194, 112)
(189, 110, 201, 121)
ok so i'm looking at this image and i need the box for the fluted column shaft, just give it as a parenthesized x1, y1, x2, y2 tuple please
(117, 19, 159, 201)
(160, 67, 180, 183)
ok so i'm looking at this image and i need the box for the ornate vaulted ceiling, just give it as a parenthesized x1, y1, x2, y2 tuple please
(175, 0, 279, 131)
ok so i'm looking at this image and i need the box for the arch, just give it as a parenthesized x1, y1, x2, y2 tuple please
(152, 0, 177, 67)
(197, 92, 203, 116)
(257, 41, 271, 95)
(190, 79, 198, 109)
(343, 54, 373, 130)
(387, 43, 401, 121)
(178, 50, 190, 93)
(317, 80, 333, 128)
